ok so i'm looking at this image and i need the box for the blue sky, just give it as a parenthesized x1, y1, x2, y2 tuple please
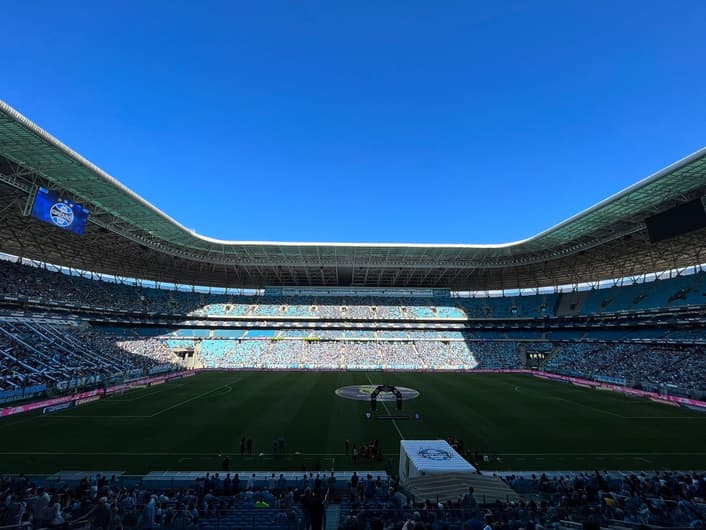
(2, 1, 706, 244)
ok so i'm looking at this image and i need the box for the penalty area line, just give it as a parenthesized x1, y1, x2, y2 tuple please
(149, 379, 239, 417)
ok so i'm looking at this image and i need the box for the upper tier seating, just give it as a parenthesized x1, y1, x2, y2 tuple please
(5, 258, 705, 319)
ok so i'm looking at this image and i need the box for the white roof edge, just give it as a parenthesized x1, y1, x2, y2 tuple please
(2, 99, 705, 250)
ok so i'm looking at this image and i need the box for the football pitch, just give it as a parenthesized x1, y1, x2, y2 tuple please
(0, 371, 705, 475)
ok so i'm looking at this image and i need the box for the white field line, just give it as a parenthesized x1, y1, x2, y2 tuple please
(43, 411, 705, 421)
(514, 385, 705, 420)
(43, 415, 152, 418)
(109, 385, 175, 402)
(366, 374, 404, 440)
(149, 380, 237, 417)
(490, 451, 706, 456)
(621, 416, 706, 420)
(0, 450, 703, 457)
(514, 385, 623, 418)
(39, 380, 238, 419)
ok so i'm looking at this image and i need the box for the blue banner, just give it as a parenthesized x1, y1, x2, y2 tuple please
(0, 384, 46, 402)
(43, 401, 74, 414)
(31, 187, 89, 235)
(0, 389, 23, 400)
(24, 384, 47, 395)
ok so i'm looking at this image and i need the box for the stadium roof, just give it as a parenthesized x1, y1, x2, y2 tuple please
(1, 98, 706, 291)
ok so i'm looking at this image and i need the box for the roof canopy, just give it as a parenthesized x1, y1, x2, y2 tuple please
(1, 99, 705, 290)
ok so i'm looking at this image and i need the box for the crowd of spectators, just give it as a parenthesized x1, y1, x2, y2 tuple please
(0, 470, 385, 530)
(0, 472, 305, 530)
(498, 470, 706, 528)
(3, 257, 706, 393)
(0, 468, 702, 530)
(4, 313, 704, 395)
(0, 321, 178, 392)
(0, 333, 43, 391)
(198, 339, 478, 370)
(546, 343, 706, 392)
(414, 341, 479, 369)
(0, 465, 704, 530)
(0, 259, 189, 313)
(113, 336, 177, 366)
(338, 470, 706, 530)
(4, 258, 706, 326)
(1, 466, 705, 529)
(468, 342, 524, 369)
(196, 335, 706, 391)
(0, 259, 473, 319)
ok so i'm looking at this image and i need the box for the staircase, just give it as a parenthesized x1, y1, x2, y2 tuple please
(325, 503, 340, 530)
(555, 291, 589, 316)
(405, 472, 519, 503)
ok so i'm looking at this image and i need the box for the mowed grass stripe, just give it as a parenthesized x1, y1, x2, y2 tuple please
(0, 371, 705, 474)
(234, 371, 326, 454)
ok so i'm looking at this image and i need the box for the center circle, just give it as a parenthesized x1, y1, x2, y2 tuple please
(335, 385, 420, 401)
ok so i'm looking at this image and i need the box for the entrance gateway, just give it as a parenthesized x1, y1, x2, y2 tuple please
(334, 385, 420, 401)
(399, 439, 477, 483)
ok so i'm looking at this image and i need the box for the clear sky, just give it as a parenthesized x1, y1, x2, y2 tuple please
(2, 1, 706, 244)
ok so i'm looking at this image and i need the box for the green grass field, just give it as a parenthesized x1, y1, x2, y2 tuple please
(0, 371, 705, 474)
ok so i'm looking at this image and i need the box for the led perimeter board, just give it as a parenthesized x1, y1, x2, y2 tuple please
(31, 187, 90, 235)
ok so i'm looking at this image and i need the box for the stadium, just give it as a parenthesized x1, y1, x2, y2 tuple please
(1, 97, 706, 528)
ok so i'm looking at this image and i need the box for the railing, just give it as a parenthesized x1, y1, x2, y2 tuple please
(0, 523, 31, 530)
(205, 508, 300, 530)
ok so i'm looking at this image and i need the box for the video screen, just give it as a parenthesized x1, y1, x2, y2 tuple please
(31, 187, 90, 235)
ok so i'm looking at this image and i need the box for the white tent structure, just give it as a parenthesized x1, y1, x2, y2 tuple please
(398, 440, 476, 484)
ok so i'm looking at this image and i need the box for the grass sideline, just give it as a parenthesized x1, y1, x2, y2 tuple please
(0, 371, 704, 474)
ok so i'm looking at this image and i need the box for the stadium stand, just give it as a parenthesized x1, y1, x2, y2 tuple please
(546, 342, 706, 391)
(2, 102, 706, 530)
(6, 258, 706, 320)
(2, 253, 706, 397)
(1, 469, 705, 530)
(0, 320, 178, 392)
